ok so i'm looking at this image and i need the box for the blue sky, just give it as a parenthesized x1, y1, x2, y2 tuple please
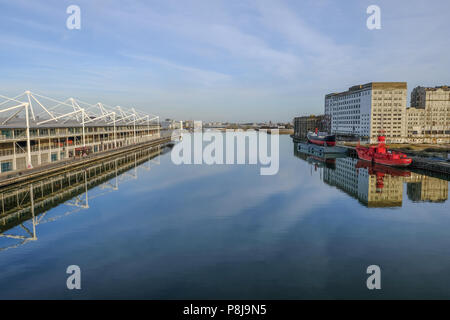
(0, 0, 449, 122)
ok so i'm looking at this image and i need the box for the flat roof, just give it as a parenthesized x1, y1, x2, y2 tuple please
(414, 85, 450, 91)
(325, 82, 407, 98)
(294, 115, 324, 120)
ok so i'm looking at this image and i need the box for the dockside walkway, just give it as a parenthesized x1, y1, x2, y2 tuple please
(0, 133, 173, 188)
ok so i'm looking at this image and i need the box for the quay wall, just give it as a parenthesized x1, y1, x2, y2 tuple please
(0, 135, 173, 188)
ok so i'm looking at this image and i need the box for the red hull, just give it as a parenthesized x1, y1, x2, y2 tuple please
(307, 131, 336, 147)
(356, 136, 412, 167)
(373, 156, 412, 167)
(308, 138, 336, 147)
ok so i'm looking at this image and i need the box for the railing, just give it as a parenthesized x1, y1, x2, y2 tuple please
(0, 149, 14, 157)
(0, 134, 160, 159)
(1, 128, 159, 142)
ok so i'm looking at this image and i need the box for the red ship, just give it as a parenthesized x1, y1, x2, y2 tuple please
(356, 136, 412, 167)
(307, 129, 336, 147)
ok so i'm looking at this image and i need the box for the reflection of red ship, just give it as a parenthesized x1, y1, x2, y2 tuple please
(356, 160, 410, 191)
(356, 136, 412, 167)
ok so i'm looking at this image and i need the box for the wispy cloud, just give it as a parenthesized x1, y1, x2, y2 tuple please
(121, 53, 232, 85)
(0, 0, 449, 121)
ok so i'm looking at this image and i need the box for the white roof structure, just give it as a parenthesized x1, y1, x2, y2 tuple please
(0, 91, 159, 129)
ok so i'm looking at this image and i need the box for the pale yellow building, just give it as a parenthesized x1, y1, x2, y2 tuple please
(406, 86, 450, 143)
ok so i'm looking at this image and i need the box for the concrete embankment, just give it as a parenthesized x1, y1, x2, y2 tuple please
(409, 157, 450, 175)
(0, 136, 172, 188)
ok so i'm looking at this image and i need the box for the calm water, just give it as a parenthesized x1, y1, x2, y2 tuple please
(0, 135, 449, 299)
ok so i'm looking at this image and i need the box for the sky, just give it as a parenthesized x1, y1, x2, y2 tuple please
(0, 0, 449, 122)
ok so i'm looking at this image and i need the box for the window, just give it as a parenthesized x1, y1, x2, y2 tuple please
(14, 129, 25, 137)
(1, 129, 12, 138)
(39, 129, 48, 136)
(1, 161, 13, 172)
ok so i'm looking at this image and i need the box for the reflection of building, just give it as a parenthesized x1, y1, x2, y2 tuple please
(293, 115, 326, 139)
(323, 157, 404, 207)
(359, 169, 404, 207)
(294, 144, 449, 208)
(405, 173, 449, 202)
(406, 86, 450, 143)
(323, 157, 360, 199)
(324, 82, 407, 143)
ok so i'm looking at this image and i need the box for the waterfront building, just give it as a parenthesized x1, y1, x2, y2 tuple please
(325, 82, 407, 143)
(406, 86, 450, 143)
(0, 92, 160, 175)
(293, 115, 326, 139)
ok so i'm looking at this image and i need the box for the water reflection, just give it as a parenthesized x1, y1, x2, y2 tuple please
(0, 144, 171, 253)
(294, 142, 449, 208)
(1, 137, 449, 299)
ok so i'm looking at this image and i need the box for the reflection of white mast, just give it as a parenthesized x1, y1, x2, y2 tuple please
(65, 170, 89, 209)
(135, 153, 137, 178)
(30, 183, 37, 240)
(0, 184, 38, 252)
(151, 145, 161, 165)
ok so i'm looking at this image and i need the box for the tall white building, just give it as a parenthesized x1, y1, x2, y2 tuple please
(325, 82, 407, 143)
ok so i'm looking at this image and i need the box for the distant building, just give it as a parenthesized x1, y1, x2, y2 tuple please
(293, 115, 325, 139)
(406, 86, 450, 143)
(182, 120, 194, 129)
(325, 82, 407, 143)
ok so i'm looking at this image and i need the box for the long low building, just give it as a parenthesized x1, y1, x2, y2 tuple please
(0, 91, 160, 174)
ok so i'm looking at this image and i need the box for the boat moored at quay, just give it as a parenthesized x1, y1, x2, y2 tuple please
(356, 136, 412, 167)
(306, 129, 336, 147)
